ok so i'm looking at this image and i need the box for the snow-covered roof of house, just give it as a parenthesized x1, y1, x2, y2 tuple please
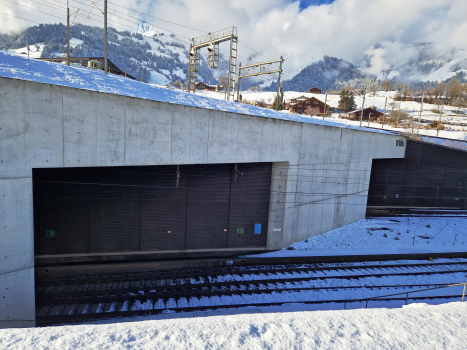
(351, 107, 385, 114)
(0, 52, 393, 135)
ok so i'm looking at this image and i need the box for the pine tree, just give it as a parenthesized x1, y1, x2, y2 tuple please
(272, 95, 283, 110)
(338, 89, 356, 112)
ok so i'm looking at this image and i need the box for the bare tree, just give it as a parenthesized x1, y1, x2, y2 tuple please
(452, 97, 467, 112)
(382, 79, 393, 92)
(248, 85, 262, 92)
(399, 82, 413, 100)
(431, 82, 446, 100)
(370, 80, 381, 97)
(336, 76, 380, 92)
(446, 77, 463, 105)
(218, 76, 228, 90)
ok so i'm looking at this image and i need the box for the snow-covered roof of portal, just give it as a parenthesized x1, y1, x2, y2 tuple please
(0, 52, 394, 135)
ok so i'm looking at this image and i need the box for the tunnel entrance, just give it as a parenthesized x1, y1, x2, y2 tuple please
(33, 163, 272, 261)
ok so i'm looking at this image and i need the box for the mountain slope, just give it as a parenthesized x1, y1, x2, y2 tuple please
(0, 23, 230, 85)
(268, 56, 365, 93)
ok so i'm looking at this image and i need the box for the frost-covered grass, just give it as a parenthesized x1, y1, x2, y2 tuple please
(1, 302, 467, 349)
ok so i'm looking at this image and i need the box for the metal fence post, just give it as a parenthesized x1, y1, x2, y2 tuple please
(405, 293, 408, 305)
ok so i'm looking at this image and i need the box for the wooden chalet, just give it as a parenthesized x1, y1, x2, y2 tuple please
(194, 81, 218, 91)
(288, 96, 330, 115)
(36, 57, 136, 80)
(307, 87, 322, 94)
(348, 107, 385, 121)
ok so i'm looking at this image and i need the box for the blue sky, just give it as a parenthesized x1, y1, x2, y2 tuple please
(298, 0, 336, 11)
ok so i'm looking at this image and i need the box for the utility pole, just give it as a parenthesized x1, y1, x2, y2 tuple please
(398, 103, 401, 125)
(104, 0, 108, 74)
(437, 105, 444, 137)
(359, 88, 366, 127)
(418, 91, 424, 135)
(27, 37, 29, 58)
(236, 63, 242, 102)
(276, 56, 283, 111)
(323, 92, 328, 120)
(382, 96, 387, 129)
(66, 2, 70, 66)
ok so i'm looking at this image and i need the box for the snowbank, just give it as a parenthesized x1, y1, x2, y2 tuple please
(1, 302, 466, 349)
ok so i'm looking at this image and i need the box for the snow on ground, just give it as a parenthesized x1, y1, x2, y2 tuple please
(1, 302, 466, 349)
(1, 38, 84, 60)
(69, 38, 83, 47)
(0, 51, 391, 136)
(254, 215, 467, 258)
(2, 44, 45, 59)
(149, 70, 170, 85)
(234, 91, 467, 141)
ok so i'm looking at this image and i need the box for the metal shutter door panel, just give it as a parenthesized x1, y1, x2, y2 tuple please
(228, 163, 271, 248)
(140, 166, 187, 251)
(186, 164, 231, 249)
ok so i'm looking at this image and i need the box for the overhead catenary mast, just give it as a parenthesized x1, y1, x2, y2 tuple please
(188, 27, 238, 101)
(236, 57, 285, 106)
(104, 0, 107, 74)
(87, 1, 106, 73)
(66, 1, 80, 66)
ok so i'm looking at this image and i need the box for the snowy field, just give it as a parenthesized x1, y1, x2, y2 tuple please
(1, 302, 466, 349)
(255, 215, 467, 258)
(196, 90, 467, 142)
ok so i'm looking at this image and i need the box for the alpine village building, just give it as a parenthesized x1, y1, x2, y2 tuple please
(288, 96, 331, 115)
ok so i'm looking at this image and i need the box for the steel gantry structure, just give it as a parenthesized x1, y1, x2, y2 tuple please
(237, 57, 284, 110)
(188, 27, 238, 101)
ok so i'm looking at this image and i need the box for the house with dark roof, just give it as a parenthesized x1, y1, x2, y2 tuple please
(349, 107, 385, 121)
(307, 87, 322, 94)
(288, 96, 330, 115)
(36, 57, 137, 80)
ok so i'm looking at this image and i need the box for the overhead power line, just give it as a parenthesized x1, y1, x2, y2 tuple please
(5, 0, 303, 81)
(0, 11, 42, 24)
(108, 1, 208, 33)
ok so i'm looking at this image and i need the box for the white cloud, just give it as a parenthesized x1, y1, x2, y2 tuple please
(1, 0, 466, 78)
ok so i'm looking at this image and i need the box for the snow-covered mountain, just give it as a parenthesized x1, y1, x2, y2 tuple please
(259, 56, 365, 93)
(0, 23, 233, 86)
(364, 42, 467, 83)
(1, 23, 465, 89)
(132, 23, 234, 85)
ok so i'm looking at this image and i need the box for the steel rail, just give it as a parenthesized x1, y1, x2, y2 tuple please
(36, 282, 461, 306)
(36, 293, 466, 327)
(35, 261, 467, 287)
(37, 268, 467, 300)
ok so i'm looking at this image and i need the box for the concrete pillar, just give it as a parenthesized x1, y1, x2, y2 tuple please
(0, 178, 35, 328)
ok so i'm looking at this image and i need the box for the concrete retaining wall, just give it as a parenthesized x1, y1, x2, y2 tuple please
(0, 77, 406, 327)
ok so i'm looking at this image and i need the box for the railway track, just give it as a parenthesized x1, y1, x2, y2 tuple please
(36, 259, 467, 326)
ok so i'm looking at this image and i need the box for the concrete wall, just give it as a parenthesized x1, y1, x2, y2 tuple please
(0, 77, 406, 327)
